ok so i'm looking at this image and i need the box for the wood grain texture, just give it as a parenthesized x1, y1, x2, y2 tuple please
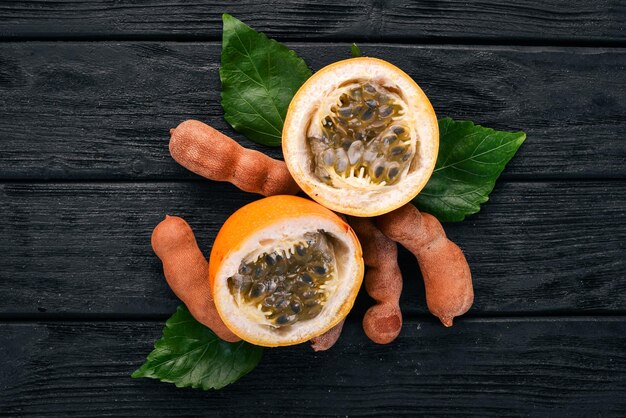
(0, 2, 623, 414)
(0, 0, 624, 43)
(1, 181, 624, 317)
(0, 42, 625, 180)
(0, 318, 624, 416)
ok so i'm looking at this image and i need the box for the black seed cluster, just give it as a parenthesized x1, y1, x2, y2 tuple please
(227, 232, 335, 328)
(308, 81, 415, 186)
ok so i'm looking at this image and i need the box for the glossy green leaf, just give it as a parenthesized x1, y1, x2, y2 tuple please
(132, 305, 263, 390)
(351, 43, 362, 57)
(220, 13, 312, 146)
(414, 118, 526, 222)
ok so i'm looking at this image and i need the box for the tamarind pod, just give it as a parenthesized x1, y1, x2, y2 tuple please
(376, 204, 473, 327)
(310, 319, 346, 352)
(349, 217, 403, 344)
(169, 119, 300, 196)
(151, 215, 240, 342)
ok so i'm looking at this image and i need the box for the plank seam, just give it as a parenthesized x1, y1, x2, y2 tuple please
(2, 177, 626, 184)
(0, 35, 625, 49)
(0, 312, 624, 323)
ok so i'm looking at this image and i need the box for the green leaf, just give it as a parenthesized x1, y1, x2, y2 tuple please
(414, 118, 526, 222)
(220, 13, 312, 146)
(132, 305, 263, 390)
(351, 43, 362, 58)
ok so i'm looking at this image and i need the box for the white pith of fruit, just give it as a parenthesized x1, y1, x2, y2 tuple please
(213, 216, 362, 347)
(283, 58, 438, 217)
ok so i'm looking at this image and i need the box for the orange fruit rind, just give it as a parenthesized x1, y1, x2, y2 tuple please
(209, 195, 364, 347)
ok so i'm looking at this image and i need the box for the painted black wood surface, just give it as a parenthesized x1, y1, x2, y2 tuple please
(1, 43, 625, 180)
(1, 318, 625, 416)
(1, 1, 625, 44)
(0, 1, 624, 416)
(1, 181, 625, 317)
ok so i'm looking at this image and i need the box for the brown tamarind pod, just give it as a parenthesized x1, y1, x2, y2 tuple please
(151, 215, 240, 342)
(169, 119, 300, 196)
(349, 217, 403, 344)
(310, 319, 346, 352)
(376, 204, 473, 327)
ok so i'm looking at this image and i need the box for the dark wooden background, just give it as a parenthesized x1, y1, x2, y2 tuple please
(1, 1, 625, 416)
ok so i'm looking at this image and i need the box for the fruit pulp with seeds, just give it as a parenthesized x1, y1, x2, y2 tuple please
(226, 231, 336, 328)
(307, 81, 417, 187)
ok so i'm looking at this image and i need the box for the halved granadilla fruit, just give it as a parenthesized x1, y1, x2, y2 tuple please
(209, 195, 364, 347)
(283, 57, 438, 217)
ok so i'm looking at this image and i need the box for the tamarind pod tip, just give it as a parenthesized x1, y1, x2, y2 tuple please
(310, 319, 345, 352)
(441, 317, 453, 327)
(362, 305, 402, 344)
(212, 328, 242, 343)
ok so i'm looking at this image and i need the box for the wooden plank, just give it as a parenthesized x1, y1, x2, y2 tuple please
(0, 1, 624, 43)
(0, 317, 624, 415)
(1, 181, 624, 317)
(1, 42, 625, 180)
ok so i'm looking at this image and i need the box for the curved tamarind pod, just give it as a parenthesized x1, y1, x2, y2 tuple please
(152, 215, 240, 342)
(310, 319, 346, 351)
(349, 217, 403, 344)
(376, 204, 473, 327)
(169, 120, 300, 196)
